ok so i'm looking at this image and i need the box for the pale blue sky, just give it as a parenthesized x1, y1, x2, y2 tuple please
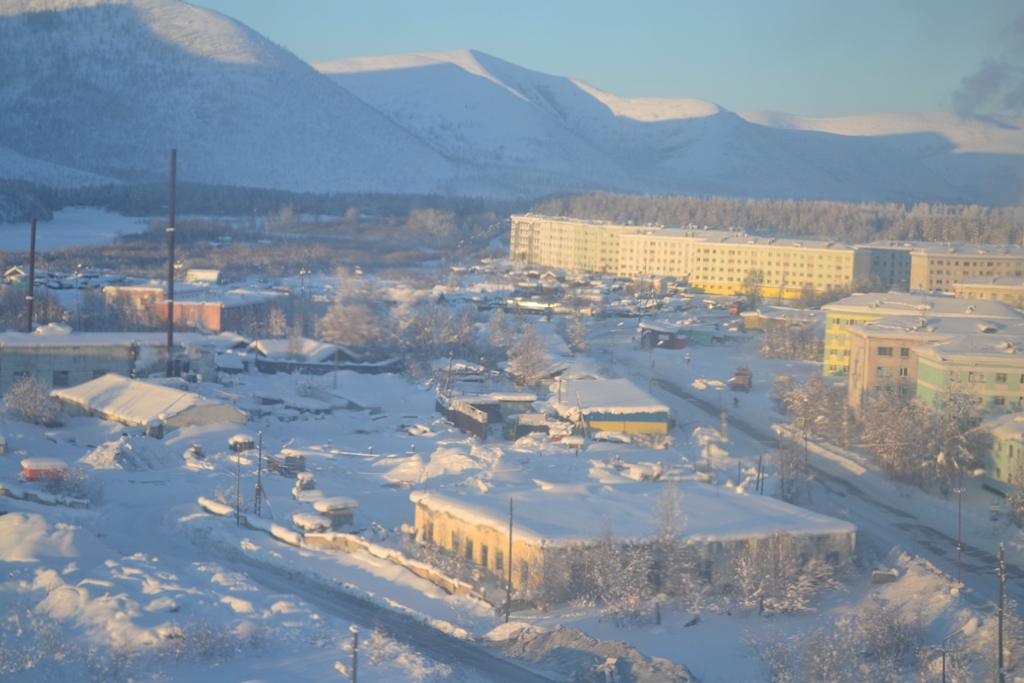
(192, 0, 1022, 117)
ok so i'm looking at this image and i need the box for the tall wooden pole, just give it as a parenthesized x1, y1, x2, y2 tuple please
(166, 149, 176, 377)
(505, 496, 513, 623)
(25, 217, 36, 332)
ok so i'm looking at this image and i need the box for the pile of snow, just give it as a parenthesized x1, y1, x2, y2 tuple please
(80, 437, 145, 470)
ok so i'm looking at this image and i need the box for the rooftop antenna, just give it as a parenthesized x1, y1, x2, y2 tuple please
(166, 149, 176, 377)
(25, 217, 36, 332)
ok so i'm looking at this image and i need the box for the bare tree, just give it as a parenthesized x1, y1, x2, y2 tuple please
(742, 269, 765, 308)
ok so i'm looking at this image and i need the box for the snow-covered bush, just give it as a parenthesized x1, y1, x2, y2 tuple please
(760, 320, 822, 361)
(3, 374, 64, 427)
(41, 466, 104, 504)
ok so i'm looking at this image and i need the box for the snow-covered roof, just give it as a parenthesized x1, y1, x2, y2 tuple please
(411, 481, 855, 548)
(912, 335, 1024, 363)
(553, 379, 669, 416)
(313, 497, 359, 512)
(0, 331, 214, 349)
(822, 293, 1024, 320)
(251, 338, 340, 363)
(20, 458, 67, 471)
(846, 315, 1024, 339)
(51, 374, 241, 426)
(984, 413, 1024, 442)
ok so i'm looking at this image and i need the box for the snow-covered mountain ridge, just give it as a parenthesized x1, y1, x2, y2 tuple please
(1, 0, 1022, 204)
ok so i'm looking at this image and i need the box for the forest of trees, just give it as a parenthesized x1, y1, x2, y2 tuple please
(531, 192, 1024, 245)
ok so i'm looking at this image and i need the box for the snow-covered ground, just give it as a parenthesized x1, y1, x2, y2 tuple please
(1, 296, 1022, 681)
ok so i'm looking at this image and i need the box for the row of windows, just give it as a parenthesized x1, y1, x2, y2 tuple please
(876, 366, 910, 378)
(449, 530, 508, 574)
(876, 347, 911, 357)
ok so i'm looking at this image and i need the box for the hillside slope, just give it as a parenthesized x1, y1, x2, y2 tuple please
(0, 0, 457, 193)
(322, 49, 1024, 205)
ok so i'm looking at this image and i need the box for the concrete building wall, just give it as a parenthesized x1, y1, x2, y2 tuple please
(956, 280, 1024, 308)
(915, 353, 1024, 411)
(910, 252, 1024, 293)
(846, 331, 920, 412)
(415, 503, 542, 591)
(0, 343, 135, 393)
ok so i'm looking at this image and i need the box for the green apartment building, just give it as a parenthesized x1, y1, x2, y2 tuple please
(821, 294, 1024, 377)
(983, 413, 1024, 494)
(914, 336, 1024, 411)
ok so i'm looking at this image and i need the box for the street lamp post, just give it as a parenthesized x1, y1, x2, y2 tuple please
(942, 624, 968, 683)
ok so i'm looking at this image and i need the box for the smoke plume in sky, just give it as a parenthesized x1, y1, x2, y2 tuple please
(953, 15, 1024, 116)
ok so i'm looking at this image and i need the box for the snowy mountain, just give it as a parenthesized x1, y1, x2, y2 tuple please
(0, 1, 1022, 204)
(0, 0, 457, 193)
(320, 49, 1024, 205)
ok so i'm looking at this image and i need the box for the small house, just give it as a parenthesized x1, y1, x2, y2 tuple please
(52, 374, 246, 437)
(313, 497, 358, 529)
(553, 379, 670, 435)
(21, 458, 68, 481)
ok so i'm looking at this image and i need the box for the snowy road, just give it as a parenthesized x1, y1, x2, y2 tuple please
(221, 559, 556, 683)
(653, 373, 1024, 610)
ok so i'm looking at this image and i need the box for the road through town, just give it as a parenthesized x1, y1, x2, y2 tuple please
(651, 372, 1024, 611)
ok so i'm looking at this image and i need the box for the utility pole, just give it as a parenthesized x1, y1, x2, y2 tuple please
(166, 149, 177, 378)
(235, 449, 241, 526)
(954, 486, 964, 586)
(505, 496, 513, 623)
(349, 625, 359, 683)
(999, 543, 1006, 683)
(25, 217, 36, 332)
(254, 431, 263, 516)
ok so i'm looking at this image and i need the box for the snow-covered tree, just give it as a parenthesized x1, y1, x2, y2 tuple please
(486, 308, 516, 351)
(729, 531, 839, 615)
(930, 385, 988, 492)
(267, 307, 287, 338)
(566, 317, 589, 355)
(3, 375, 63, 427)
(860, 387, 931, 485)
(507, 323, 547, 385)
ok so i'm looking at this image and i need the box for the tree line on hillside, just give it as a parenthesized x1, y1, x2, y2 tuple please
(532, 192, 1024, 245)
(0, 179, 527, 225)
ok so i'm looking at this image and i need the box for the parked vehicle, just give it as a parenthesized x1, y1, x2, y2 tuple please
(728, 366, 753, 392)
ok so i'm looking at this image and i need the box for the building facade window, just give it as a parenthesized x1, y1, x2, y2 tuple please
(876, 367, 892, 377)
(997, 373, 1008, 384)
(900, 348, 910, 357)
(899, 367, 909, 377)
(878, 347, 893, 356)
(52, 371, 69, 387)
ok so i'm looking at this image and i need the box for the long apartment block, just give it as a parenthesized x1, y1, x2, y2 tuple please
(511, 215, 1024, 302)
(512, 214, 872, 300)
